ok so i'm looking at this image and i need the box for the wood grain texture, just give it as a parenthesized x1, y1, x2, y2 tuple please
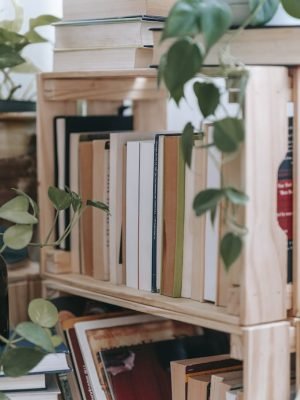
(243, 322, 290, 400)
(42, 274, 240, 334)
(241, 67, 289, 325)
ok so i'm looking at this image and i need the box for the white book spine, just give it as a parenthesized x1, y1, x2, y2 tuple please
(138, 141, 155, 291)
(204, 140, 221, 303)
(125, 141, 140, 289)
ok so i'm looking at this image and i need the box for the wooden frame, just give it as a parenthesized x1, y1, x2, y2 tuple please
(37, 68, 295, 400)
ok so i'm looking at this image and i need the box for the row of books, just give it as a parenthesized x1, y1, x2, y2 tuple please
(53, 0, 254, 71)
(52, 295, 230, 399)
(52, 112, 223, 302)
(52, 112, 293, 305)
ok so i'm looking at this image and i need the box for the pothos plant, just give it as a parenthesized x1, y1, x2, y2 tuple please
(0, 187, 108, 399)
(159, 0, 300, 270)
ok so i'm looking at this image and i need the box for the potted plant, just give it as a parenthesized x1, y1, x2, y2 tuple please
(0, 186, 108, 395)
(0, 0, 59, 112)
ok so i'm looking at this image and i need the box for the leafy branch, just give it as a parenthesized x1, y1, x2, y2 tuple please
(159, 0, 298, 269)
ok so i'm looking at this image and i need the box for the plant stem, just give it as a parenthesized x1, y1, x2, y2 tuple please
(43, 211, 59, 246)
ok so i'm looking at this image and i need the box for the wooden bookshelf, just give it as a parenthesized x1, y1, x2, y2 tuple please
(37, 68, 298, 399)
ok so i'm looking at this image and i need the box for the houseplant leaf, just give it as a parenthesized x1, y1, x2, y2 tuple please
(181, 122, 195, 168)
(193, 188, 224, 216)
(281, 0, 300, 18)
(220, 232, 243, 270)
(249, 0, 279, 26)
(194, 81, 220, 117)
(0, 45, 25, 69)
(213, 117, 244, 153)
(15, 322, 54, 353)
(3, 225, 33, 249)
(28, 298, 58, 328)
(48, 186, 72, 211)
(2, 348, 45, 377)
(25, 15, 60, 43)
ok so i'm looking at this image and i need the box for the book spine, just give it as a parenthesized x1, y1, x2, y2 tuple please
(151, 135, 159, 292)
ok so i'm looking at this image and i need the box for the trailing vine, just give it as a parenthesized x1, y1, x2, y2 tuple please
(159, 0, 300, 270)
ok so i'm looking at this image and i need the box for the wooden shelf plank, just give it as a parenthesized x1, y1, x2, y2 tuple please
(42, 273, 241, 334)
(41, 69, 158, 80)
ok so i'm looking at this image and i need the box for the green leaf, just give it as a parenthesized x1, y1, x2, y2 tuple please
(213, 117, 244, 153)
(28, 299, 58, 328)
(249, 0, 280, 26)
(200, 0, 232, 49)
(15, 322, 54, 353)
(225, 187, 249, 205)
(0, 393, 10, 400)
(3, 225, 33, 250)
(69, 191, 82, 212)
(162, 0, 232, 50)
(280, 0, 300, 18)
(11, 58, 41, 74)
(193, 188, 224, 216)
(0, 45, 25, 69)
(51, 335, 63, 348)
(0, 0, 24, 33)
(164, 38, 203, 104)
(86, 200, 109, 213)
(0, 195, 29, 212)
(0, 28, 29, 51)
(0, 209, 37, 224)
(25, 15, 60, 43)
(2, 348, 45, 377)
(181, 122, 195, 168)
(162, 0, 202, 40)
(220, 232, 243, 270)
(158, 53, 167, 87)
(12, 189, 39, 216)
(210, 206, 217, 226)
(48, 186, 72, 211)
(194, 81, 220, 117)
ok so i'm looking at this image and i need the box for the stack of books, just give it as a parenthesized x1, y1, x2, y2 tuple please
(0, 343, 71, 399)
(53, 0, 175, 71)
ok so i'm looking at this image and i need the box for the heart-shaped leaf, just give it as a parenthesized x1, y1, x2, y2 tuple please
(213, 117, 244, 153)
(220, 232, 243, 270)
(0, 210, 37, 224)
(281, 0, 300, 18)
(194, 81, 220, 117)
(48, 186, 72, 211)
(0, 195, 29, 212)
(2, 348, 45, 377)
(15, 322, 54, 353)
(28, 299, 58, 328)
(3, 224, 33, 250)
(164, 38, 203, 104)
(86, 200, 109, 213)
(193, 188, 224, 216)
(181, 122, 195, 168)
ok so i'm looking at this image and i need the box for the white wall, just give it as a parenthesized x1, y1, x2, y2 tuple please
(1, 0, 62, 100)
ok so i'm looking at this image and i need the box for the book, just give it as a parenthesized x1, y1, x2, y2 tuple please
(92, 139, 110, 281)
(125, 141, 140, 289)
(54, 17, 164, 50)
(181, 139, 207, 300)
(210, 370, 243, 400)
(151, 26, 300, 67)
(74, 314, 166, 399)
(86, 317, 200, 399)
(277, 116, 293, 283)
(4, 374, 60, 400)
(170, 355, 242, 400)
(0, 373, 45, 391)
(53, 113, 133, 252)
(160, 134, 185, 298)
(138, 140, 155, 291)
(53, 47, 153, 72)
(99, 332, 229, 400)
(62, 0, 176, 20)
(187, 375, 211, 400)
(78, 140, 94, 276)
(109, 131, 156, 285)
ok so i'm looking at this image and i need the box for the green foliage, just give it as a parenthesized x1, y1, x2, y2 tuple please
(281, 0, 300, 17)
(0, 0, 60, 100)
(194, 82, 220, 117)
(181, 122, 195, 168)
(28, 299, 58, 328)
(249, 0, 280, 25)
(220, 232, 243, 270)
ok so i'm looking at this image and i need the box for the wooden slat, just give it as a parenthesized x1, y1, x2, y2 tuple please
(43, 77, 166, 102)
(243, 322, 290, 400)
(41, 69, 159, 79)
(241, 66, 289, 325)
(42, 274, 241, 334)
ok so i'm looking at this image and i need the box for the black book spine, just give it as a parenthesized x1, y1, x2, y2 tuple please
(151, 135, 159, 293)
